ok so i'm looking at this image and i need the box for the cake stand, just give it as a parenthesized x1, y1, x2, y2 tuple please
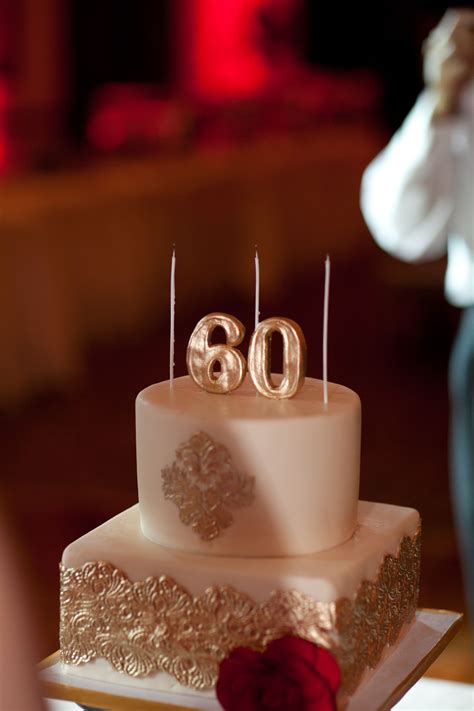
(39, 609, 462, 711)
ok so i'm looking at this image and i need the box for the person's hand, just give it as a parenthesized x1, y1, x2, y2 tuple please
(423, 9, 474, 117)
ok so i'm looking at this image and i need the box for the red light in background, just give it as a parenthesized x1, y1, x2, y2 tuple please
(189, 0, 269, 100)
(87, 104, 128, 152)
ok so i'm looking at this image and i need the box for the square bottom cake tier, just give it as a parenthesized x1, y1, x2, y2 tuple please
(60, 501, 420, 702)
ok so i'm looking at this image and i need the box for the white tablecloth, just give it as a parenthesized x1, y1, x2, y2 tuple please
(392, 678, 473, 710)
(45, 678, 474, 710)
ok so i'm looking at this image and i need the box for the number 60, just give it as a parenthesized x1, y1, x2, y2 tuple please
(186, 313, 307, 400)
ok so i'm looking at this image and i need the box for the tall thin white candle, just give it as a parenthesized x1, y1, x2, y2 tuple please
(323, 254, 330, 405)
(254, 245, 260, 331)
(169, 245, 176, 385)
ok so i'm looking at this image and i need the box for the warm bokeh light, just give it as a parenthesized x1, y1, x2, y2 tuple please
(188, 0, 269, 99)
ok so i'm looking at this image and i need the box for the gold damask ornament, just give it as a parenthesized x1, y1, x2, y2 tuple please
(161, 432, 255, 541)
(60, 529, 421, 694)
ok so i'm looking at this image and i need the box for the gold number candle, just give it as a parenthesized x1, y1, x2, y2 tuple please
(248, 317, 307, 399)
(186, 313, 247, 394)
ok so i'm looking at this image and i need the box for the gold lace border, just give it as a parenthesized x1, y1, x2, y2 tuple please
(60, 529, 420, 694)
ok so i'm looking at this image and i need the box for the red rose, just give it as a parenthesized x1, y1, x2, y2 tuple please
(216, 636, 340, 711)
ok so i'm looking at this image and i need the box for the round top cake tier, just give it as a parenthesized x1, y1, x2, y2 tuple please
(136, 375, 361, 557)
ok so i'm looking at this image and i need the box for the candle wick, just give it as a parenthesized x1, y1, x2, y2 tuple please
(170, 245, 176, 386)
(323, 254, 330, 406)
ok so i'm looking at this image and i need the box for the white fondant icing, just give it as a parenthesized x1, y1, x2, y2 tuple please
(136, 375, 361, 556)
(63, 658, 215, 698)
(62, 501, 420, 604)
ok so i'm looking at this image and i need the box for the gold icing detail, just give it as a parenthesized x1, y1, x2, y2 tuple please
(161, 432, 255, 541)
(335, 530, 421, 694)
(60, 530, 420, 694)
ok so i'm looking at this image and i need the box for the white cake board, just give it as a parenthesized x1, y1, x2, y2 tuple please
(39, 609, 462, 711)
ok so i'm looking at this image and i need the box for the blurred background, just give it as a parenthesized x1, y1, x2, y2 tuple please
(0, 0, 472, 684)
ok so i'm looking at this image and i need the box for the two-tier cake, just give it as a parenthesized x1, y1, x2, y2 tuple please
(59, 358, 421, 707)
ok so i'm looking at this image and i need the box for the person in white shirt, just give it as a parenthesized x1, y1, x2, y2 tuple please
(361, 8, 474, 626)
